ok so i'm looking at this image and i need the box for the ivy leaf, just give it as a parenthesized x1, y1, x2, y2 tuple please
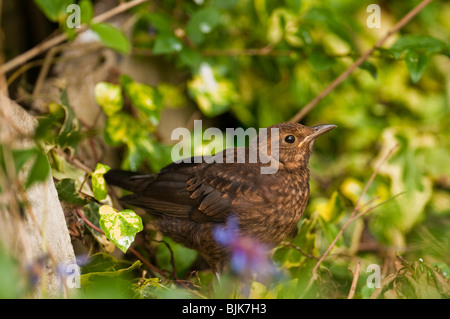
(34, 0, 72, 22)
(55, 178, 88, 206)
(405, 50, 429, 84)
(187, 63, 238, 117)
(91, 163, 111, 201)
(81, 253, 120, 274)
(90, 23, 130, 54)
(186, 7, 222, 45)
(359, 60, 378, 79)
(153, 35, 183, 55)
(80, 253, 142, 297)
(25, 149, 50, 188)
(104, 112, 138, 146)
(11, 148, 39, 174)
(390, 35, 447, 59)
(79, 0, 93, 24)
(98, 205, 143, 253)
(57, 90, 83, 152)
(94, 82, 123, 116)
(0, 146, 50, 189)
(146, 12, 173, 35)
(304, 7, 353, 46)
(316, 191, 345, 223)
(309, 47, 336, 71)
(120, 75, 162, 127)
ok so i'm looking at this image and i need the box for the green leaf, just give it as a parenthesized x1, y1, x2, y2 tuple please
(34, 0, 72, 22)
(0, 247, 25, 298)
(34, 91, 83, 153)
(98, 205, 143, 253)
(309, 47, 336, 71)
(359, 60, 378, 79)
(90, 23, 130, 54)
(267, 8, 296, 44)
(187, 63, 237, 117)
(83, 201, 103, 236)
(391, 133, 424, 193)
(153, 35, 183, 55)
(156, 237, 198, 277)
(405, 50, 429, 83)
(158, 83, 188, 109)
(186, 7, 222, 45)
(211, 0, 239, 9)
(11, 148, 38, 173)
(79, 0, 93, 24)
(318, 215, 343, 247)
(120, 75, 162, 126)
(80, 254, 141, 298)
(94, 82, 123, 116)
(103, 112, 140, 146)
(57, 90, 83, 151)
(146, 12, 173, 35)
(390, 35, 447, 59)
(178, 47, 203, 70)
(91, 163, 111, 201)
(304, 7, 353, 45)
(81, 253, 119, 274)
(372, 259, 450, 299)
(55, 178, 88, 206)
(26, 149, 50, 188)
(316, 191, 345, 223)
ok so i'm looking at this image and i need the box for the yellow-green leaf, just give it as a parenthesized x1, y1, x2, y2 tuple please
(98, 205, 143, 253)
(91, 163, 111, 201)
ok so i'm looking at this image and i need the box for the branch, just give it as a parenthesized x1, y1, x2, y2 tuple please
(301, 143, 400, 295)
(0, 0, 149, 74)
(290, 0, 434, 123)
(347, 262, 361, 299)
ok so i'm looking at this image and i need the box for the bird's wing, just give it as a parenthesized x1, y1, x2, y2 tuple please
(120, 150, 266, 223)
(186, 160, 266, 222)
(119, 161, 200, 219)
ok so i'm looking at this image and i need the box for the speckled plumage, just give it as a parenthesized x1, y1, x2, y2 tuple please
(105, 122, 335, 272)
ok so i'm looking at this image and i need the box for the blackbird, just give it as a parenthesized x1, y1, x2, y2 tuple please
(105, 122, 336, 272)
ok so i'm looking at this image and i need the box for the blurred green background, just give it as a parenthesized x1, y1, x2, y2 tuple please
(0, 0, 449, 298)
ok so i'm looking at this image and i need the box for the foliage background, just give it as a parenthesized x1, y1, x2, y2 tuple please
(0, 0, 449, 298)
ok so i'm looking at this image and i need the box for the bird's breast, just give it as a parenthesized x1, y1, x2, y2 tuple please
(237, 170, 310, 245)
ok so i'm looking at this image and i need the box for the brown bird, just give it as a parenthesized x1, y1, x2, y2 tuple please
(105, 122, 336, 272)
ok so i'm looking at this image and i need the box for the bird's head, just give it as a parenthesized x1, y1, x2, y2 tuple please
(255, 122, 336, 171)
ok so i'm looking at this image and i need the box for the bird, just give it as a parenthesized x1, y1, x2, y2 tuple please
(105, 122, 336, 273)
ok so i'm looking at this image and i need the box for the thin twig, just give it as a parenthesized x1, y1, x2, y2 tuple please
(351, 143, 399, 217)
(0, 0, 149, 74)
(281, 242, 320, 260)
(128, 247, 168, 279)
(347, 262, 361, 299)
(302, 143, 399, 295)
(290, 0, 434, 123)
(152, 239, 180, 280)
(76, 208, 102, 233)
(314, 144, 398, 270)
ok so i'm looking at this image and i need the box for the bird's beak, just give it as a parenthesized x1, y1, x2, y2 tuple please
(306, 124, 337, 141)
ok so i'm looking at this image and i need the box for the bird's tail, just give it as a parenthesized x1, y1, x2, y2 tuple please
(104, 169, 156, 193)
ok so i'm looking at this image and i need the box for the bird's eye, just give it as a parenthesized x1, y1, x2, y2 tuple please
(284, 135, 296, 143)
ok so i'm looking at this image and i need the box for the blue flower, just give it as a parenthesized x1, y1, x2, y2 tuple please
(213, 216, 277, 280)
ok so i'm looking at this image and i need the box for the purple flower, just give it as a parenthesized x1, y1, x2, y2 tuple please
(213, 216, 277, 281)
